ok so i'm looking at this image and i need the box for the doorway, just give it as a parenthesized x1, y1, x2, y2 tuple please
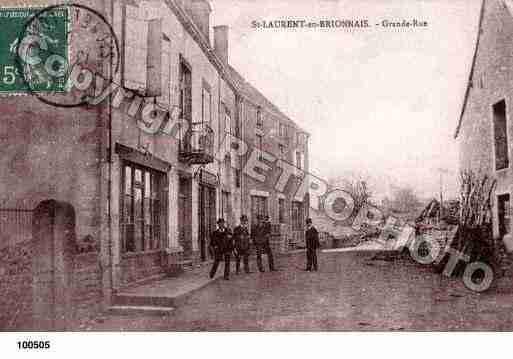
(498, 193, 511, 238)
(198, 184, 216, 261)
(178, 177, 192, 259)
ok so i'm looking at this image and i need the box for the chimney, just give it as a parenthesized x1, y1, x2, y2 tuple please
(183, 0, 211, 42)
(213, 25, 229, 63)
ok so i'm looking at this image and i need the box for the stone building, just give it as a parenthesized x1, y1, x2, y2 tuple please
(0, 0, 309, 329)
(227, 66, 310, 251)
(455, 0, 513, 251)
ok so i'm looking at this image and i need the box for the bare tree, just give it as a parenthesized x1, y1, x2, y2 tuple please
(328, 174, 372, 215)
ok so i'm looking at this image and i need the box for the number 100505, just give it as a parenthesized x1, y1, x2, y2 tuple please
(17, 340, 50, 350)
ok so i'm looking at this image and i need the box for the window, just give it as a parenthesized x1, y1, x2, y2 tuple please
(256, 134, 263, 149)
(291, 201, 304, 231)
(278, 198, 286, 223)
(498, 194, 511, 237)
(236, 100, 243, 138)
(121, 162, 165, 253)
(222, 191, 231, 222)
(493, 99, 509, 170)
(297, 132, 306, 145)
(296, 151, 303, 170)
(179, 58, 192, 122)
(256, 134, 264, 160)
(224, 104, 232, 134)
(251, 196, 268, 226)
(235, 168, 241, 188)
(279, 123, 287, 138)
(123, 6, 162, 96)
(202, 82, 212, 124)
(256, 108, 263, 128)
(279, 144, 285, 157)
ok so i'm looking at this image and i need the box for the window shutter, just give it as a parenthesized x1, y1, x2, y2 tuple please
(146, 18, 162, 97)
(157, 35, 171, 105)
(123, 5, 162, 96)
(124, 5, 149, 92)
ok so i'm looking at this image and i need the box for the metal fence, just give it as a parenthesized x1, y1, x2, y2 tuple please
(0, 208, 33, 246)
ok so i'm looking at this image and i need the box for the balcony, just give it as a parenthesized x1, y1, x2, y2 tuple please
(178, 122, 215, 165)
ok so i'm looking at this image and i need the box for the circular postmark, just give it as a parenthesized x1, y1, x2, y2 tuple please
(15, 3, 120, 107)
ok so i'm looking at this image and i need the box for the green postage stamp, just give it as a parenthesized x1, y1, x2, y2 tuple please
(0, 7, 68, 93)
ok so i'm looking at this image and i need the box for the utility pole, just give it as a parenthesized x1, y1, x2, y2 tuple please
(437, 168, 449, 226)
(439, 171, 443, 225)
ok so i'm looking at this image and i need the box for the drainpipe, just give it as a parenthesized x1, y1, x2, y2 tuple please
(218, 74, 222, 220)
(106, 0, 114, 305)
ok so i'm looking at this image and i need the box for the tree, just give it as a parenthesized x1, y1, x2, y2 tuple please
(328, 174, 372, 216)
(389, 186, 422, 213)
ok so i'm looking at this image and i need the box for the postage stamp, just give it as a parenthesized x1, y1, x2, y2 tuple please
(0, 6, 68, 94)
(12, 3, 120, 107)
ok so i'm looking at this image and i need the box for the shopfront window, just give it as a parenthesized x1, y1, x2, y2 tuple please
(121, 162, 165, 253)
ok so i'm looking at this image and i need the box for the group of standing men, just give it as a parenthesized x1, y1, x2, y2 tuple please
(209, 214, 319, 280)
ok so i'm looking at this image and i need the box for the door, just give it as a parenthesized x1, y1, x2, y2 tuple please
(498, 194, 511, 238)
(251, 195, 268, 227)
(178, 178, 192, 259)
(199, 184, 216, 261)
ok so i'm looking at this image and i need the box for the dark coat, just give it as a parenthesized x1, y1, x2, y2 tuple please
(210, 227, 233, 255)
(233, 225, 251, 252)
(305, 226, 320, 249)
(253, 221, 271, 246)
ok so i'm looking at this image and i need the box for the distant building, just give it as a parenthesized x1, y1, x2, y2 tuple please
(455, 0, 513, 250)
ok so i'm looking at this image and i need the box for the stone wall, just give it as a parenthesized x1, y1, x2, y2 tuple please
(0, 240, 33, 330)
(458, 0, 513, 248)
(70, 253, 103, 327)
(119, 252, 167, 287)
(0, 242, 103, 330)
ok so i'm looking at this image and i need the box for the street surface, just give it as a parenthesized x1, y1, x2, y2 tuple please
(89, 251, 513, 331)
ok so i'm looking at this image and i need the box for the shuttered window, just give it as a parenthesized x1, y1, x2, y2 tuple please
(157, 34, 171, 105)
(123, 5, 162, 96)
(202, 82, 212, 124)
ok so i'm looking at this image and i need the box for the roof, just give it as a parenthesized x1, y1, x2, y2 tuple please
(165, 0, 309, 135)
(227, 65, 309, 135)
(453, 0, 485, 139)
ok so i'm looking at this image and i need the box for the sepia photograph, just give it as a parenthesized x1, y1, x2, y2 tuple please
(1, 0, 513, 349)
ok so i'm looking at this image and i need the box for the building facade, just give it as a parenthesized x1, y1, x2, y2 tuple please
(228, 66, 310, 251)
(456, 0, 513, 251)
(0, 0, 309, 329)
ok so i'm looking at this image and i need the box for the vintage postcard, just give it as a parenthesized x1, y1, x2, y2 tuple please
(1, 0, 512, 349)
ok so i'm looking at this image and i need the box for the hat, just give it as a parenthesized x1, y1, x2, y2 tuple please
(240, 215, 248, 221)
(306, 218, 312, 224)
(217, 218, 225, 224)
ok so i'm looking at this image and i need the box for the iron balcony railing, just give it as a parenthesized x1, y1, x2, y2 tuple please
(179, 122, 215, 164)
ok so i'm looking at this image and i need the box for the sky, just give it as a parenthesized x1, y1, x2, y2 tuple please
(211, 0, 482, 200)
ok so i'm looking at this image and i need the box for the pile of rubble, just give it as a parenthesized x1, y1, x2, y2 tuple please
(331, 223, 381, 248)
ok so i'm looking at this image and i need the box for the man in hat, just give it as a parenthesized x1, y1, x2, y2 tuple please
(209, 218, 233, 280)
(305, 218, 320, 271)
(253, 215, 276, 272)
(233, 215, 252, 274)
